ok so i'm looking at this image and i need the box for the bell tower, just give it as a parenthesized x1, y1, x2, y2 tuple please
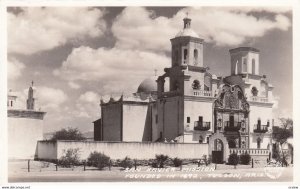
(229, 47, 260, 75)
(170, 16, 204, 67)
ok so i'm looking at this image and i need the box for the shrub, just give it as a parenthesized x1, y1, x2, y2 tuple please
(87, 151, 110, 170)
(227, 153, 239, 165)
(51, 127, 86, 141)
(152, 154, 169, 168)
(58, 148, 80, 167)
(239, 153, 251, 165)
(119, 156, 134, 169)
(172, 157, 183, 167)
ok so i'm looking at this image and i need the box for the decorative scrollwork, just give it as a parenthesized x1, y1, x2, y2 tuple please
(214, 84, 249, 112)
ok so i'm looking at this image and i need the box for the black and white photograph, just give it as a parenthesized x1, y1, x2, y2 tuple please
(1, 1, 299, 189)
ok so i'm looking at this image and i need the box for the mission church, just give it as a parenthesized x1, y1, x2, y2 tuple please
(94, 17, 275, 162)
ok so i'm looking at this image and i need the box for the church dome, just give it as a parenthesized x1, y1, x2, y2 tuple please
(137, 76, 158, 93)
(176, 28, 199, 38)
(175, 17, 200, 38)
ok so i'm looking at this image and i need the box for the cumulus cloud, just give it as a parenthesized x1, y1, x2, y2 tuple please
(72, 91, 101, 119)
(79, 91, 100, 103)
(112, 7, 291, 51)
(8, 58, 25, 80)
(68, 81, 81, 89)
(36, 86, 68, 109)
(112, 7, 179, 52)
(8, 7, 106, 55)
(54, 46, 169, 93)
(225, 6, 292, 14)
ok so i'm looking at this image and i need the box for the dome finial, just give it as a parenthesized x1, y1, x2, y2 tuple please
(183, 12, 191, 29)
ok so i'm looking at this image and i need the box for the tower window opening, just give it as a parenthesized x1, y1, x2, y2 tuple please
(242, 58, 247, 72)
(183, 49, 188, 64)
(252, 59, 256, 74)
(187, 117, 190, 123)
(193, 49, 198, 64)
(11, 100, 13, 107)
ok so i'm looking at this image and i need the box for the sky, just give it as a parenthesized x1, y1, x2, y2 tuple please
(7, 7, 293, 133)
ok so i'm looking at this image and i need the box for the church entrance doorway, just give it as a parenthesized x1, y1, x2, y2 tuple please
(212, 139, 224, 164)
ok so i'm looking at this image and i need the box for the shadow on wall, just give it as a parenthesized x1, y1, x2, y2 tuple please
(142, 106, 152, 141)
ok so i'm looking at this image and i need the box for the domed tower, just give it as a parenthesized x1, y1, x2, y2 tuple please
(156, 16, 215, 143)
(170, 17, 204, 67)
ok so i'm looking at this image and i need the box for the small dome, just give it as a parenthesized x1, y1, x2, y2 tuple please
(137, 76, 158, 94)
(175, 28, 199, 38)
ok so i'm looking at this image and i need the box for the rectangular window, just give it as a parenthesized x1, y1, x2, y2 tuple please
(155, 114, 158, 123)
(187, 117, 190, 123)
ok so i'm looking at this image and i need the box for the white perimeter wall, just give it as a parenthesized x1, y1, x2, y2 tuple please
(37, 141, 209, 160)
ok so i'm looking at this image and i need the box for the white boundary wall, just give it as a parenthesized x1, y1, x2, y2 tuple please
(37, 140, 209, 160)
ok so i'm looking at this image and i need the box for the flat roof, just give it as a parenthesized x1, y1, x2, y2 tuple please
(229, 47, 260, 53)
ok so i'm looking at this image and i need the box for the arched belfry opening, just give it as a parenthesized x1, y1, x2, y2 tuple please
(194, 49, 198, 64)
(252, 59, 256, 74)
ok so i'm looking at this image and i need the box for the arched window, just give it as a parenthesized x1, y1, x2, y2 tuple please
(192, 80, 200, 90)
(252, 59, 256, 74)
(193, 49, 198, 64)
(204, 75, 211, 91)
(257, 137, 261, 149)
(251, 87, 258, 96)
(242, 58, 247, 72)
(183, 49, 188, 64)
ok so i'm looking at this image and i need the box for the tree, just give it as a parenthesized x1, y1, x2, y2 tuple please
(51, 127, 86, 141)
(272, 118, 293, 166)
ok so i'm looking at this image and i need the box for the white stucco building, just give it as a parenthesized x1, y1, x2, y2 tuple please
(8, 83, 46, 159)
(94, 17, 276, 163)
